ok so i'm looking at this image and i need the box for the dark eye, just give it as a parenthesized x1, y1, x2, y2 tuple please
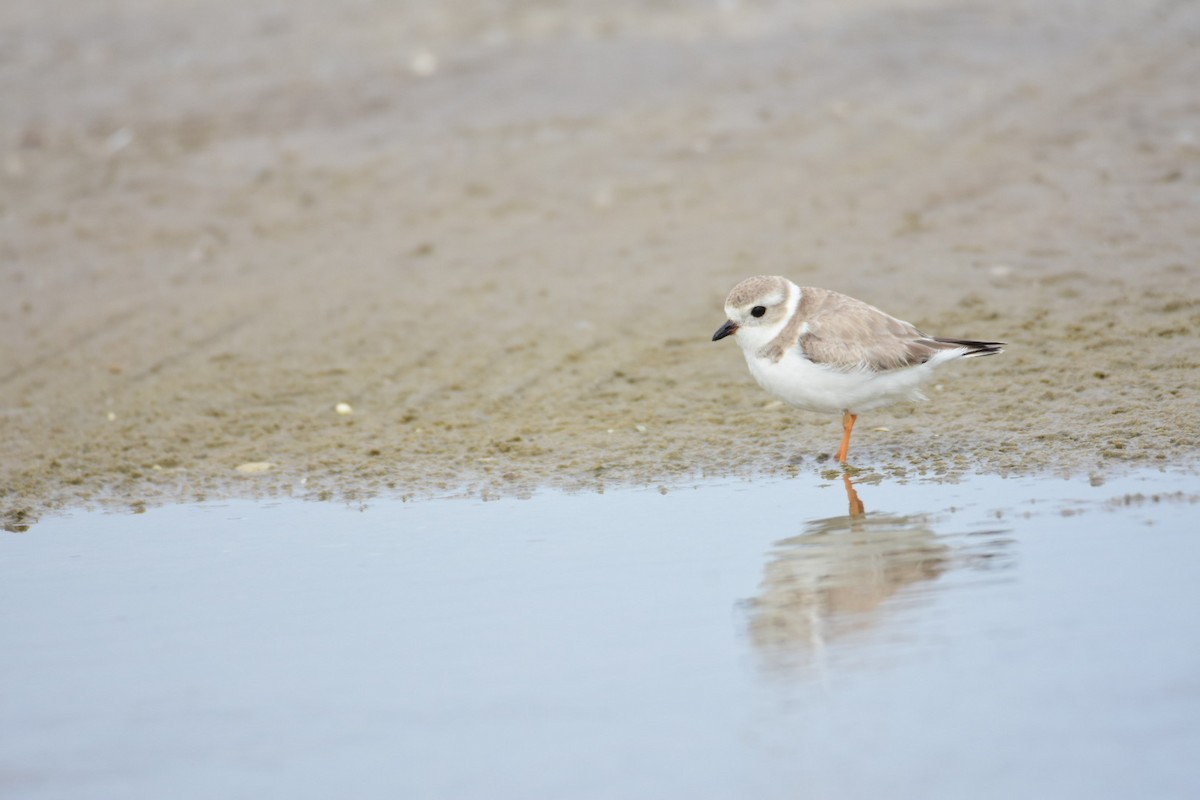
(750, 306, 766, 318)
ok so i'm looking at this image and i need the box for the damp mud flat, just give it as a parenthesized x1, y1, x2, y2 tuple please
(3, 0, 1200, 525)
(3, 469, 1199, 799)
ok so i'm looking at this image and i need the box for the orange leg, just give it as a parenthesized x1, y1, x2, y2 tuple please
(836, 411, 857, 464)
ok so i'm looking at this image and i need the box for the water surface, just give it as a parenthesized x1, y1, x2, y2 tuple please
(3, 469, 1198, 799)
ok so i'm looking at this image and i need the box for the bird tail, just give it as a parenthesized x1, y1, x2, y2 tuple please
(929, 337, 1005, 358)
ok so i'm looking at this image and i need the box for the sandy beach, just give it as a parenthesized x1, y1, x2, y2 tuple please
(3, 0, 1199, 527)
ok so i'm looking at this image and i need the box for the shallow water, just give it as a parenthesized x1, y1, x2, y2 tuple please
(3, 469, 1199, 799)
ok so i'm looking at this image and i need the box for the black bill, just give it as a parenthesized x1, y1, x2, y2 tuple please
(711, 320, 738, 341)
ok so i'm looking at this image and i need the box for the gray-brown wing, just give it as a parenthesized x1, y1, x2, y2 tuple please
(796, 288, 953, 372)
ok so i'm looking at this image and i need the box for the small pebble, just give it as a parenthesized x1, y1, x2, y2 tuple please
(105, 127, 134, 155)
(592, 185, 614, 208)
(335, 402, 353, 415)
(410, 50, 437, 77)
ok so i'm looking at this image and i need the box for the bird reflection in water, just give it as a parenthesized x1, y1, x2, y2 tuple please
(746, 473, 1003, 673)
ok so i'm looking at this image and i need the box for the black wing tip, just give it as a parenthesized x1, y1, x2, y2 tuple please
(931, 337, 1006, 357)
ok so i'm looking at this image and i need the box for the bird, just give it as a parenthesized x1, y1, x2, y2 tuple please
(712, 275, 1004, 463)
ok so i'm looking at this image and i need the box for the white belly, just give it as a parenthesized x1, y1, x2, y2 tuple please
(744, 348, 932, 414)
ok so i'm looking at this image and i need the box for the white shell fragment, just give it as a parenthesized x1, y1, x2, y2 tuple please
(410, 50, 438, 77)
(235, 461, 274, 474)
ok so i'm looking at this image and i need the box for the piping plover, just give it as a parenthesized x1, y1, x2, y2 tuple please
(712, 275, 1004, 463)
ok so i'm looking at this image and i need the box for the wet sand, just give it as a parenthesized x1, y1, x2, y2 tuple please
(3, 0, 1199, 525)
